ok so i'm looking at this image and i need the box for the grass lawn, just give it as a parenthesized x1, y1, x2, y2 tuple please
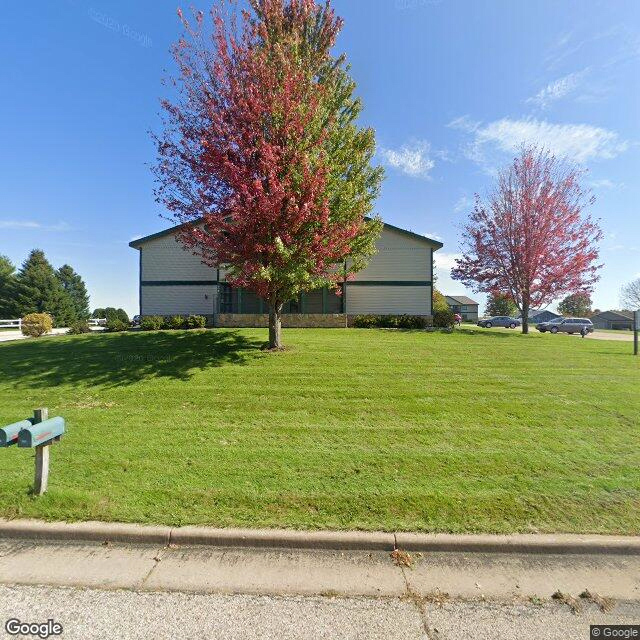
(0, 326, 638, 534)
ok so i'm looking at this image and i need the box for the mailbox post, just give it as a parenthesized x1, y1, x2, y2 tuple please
(33, 408, 49, 495)
(1, 408, 65, 496)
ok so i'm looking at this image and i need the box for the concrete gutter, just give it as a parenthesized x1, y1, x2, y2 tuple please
(0, 520, 638, 555)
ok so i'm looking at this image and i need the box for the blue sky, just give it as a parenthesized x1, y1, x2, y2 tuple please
(1, 0, 638, 315)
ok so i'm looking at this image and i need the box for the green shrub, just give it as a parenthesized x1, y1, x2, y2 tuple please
(68, 320, 92, 335)
(395, 315, 428, 329)
(166, 315, 187, 330)
(21, 313, 53, 338)
(140, 315, 164, 331)
(352, 314, 428, 330)
(352, 314, 379, 328)
(186, 315, 206, 329)
(433, 308, 456, 328)
(106, 318, 129, 333)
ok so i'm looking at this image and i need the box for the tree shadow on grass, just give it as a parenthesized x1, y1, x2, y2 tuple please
(456, 327, 536, 339)
(0, 329, 264, 389)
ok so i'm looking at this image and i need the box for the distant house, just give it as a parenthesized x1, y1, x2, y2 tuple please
(445, 295, 479, 322)
(590, 310, 634, 330)
(525, 309, 562, 324)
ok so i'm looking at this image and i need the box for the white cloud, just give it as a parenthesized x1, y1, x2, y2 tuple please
(434, 251, 461, 271)
(380, 141, 435, 178)
(589, 178, 623, 190)
(454, 195, 473, 214)
(423, 231, 443, 241)
(0, 221, 42, 229)
(526, 70, 589, 109)
(0, 220, 71, 231)
(447, 115, 479, 133)
(450, 117, 629, 167)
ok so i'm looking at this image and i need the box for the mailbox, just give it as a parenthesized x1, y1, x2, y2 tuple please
(0, 419, 34, 447)
(17, 417, 65, 448)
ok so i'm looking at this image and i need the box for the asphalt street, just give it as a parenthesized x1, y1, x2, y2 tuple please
(1, 584, 639, 640)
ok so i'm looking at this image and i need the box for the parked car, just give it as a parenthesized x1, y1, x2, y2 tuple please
(536, 317, 594, 334)
(477, 316, 521, 329)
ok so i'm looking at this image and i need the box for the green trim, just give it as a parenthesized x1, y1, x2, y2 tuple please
(141, 280, 218, 286)
(129, 219, 444, 250)
(129, 220, 196, 248)
(322, 288, 328, 313)
(346, 280, 432, 287)
(237, 288, 242, 314)
(430, 248, 434, 315)
(138, 248, 142, 317)
(372, 218, 443, 248)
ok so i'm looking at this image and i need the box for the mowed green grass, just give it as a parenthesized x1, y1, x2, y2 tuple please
(0, 327, 638, 534)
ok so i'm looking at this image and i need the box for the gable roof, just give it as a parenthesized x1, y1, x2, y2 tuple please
(528, 308, 562, 318)
(591, 310, 634, 320)
(129, 218, 444, 250)
(445, 295, 478, 306)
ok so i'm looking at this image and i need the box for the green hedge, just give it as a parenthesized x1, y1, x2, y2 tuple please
(106, 319, 129, 333)
(141, 315, 207, 331)
(352, 314, 430, 329)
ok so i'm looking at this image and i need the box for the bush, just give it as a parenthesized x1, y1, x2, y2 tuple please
(352, 314, 379, 328)
(106, 319, 129, 333)
(21, 313, 53, 338)
(433, 307, 456, 328)
(140, 315, 164, 331)
(186, 315, 207, 329)
(164, 315, 187, 330)
(352, 314, 428, 330)
(68, 320, 91, 335)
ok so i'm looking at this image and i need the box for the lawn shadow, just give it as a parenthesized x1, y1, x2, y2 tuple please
(456, 327, 525, 338)
(0, 329, 264, 389)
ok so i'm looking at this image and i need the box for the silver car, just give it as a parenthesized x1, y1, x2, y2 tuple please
(477, 316, 521, 329)
(536, 317, 594, 334)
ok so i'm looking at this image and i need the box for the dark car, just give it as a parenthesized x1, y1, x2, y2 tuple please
(536, 317, 594, 334)
(477, 316, 521, 329)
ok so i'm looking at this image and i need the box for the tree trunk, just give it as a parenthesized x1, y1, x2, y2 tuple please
(521, 299, 529, 335)
(268, 300, 283, 349)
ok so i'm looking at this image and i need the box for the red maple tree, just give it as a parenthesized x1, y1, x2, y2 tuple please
(452, 147, 603, 333)
(153, 1, 382, 348)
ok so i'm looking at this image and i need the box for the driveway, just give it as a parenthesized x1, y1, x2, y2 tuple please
(0, 328, 70, 343)
(0, 327, 106, 343)
(587, 331, 635, 342)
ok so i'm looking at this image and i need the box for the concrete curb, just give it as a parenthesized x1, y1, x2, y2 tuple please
(0, 520, 639, 555)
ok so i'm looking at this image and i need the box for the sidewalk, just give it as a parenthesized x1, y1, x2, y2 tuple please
(0, 328, 69, 343)
(1, 523, 639, 640)
(0, 522, 639, 601)
(0, 327, 105, 343)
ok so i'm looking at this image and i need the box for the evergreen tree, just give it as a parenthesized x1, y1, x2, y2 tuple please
(0, 255, 17, 318)
(14, 250, 76, 326)
(57, 264, 90, 320)
(104, 307, 129, 324)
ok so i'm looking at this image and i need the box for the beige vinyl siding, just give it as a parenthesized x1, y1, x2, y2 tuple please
(141, 234, 216, 281)
(346, 285, 430, 315)
(141, 285, 216, 316)
(351, 226, 431, 282)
